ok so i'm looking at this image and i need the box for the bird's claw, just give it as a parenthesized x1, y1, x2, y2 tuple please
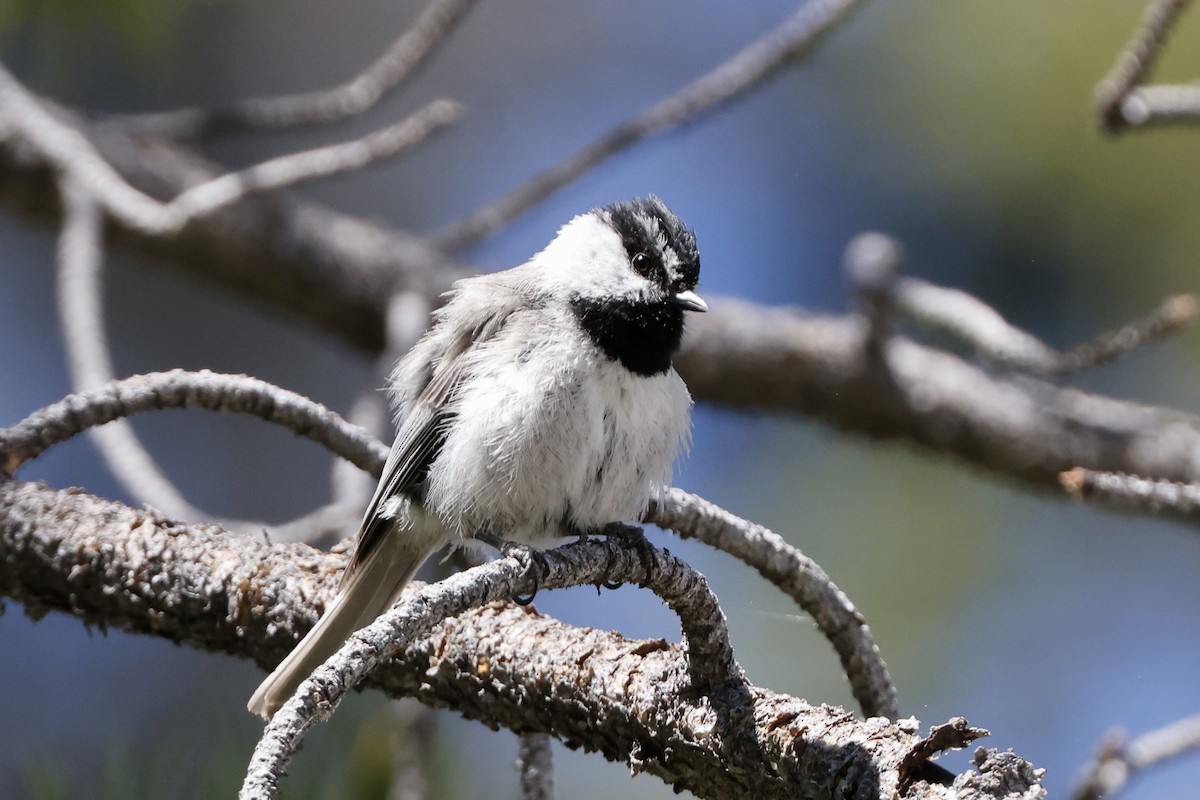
(474, 531, 549, 605)
(594, 522, 655, 587)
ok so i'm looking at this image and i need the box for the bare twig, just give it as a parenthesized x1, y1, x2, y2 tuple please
(517, 733, 555, 800)
(0, 370, 388, 476)
(0, 365, 374, 538)
(431, 0, 868, 251)
(895, 280, 1195, 376)
(848, 235, 1197, 376)
(895, 279, 1060, 373)
(0, 60, 460, 236)
(1094, 0, 1194, 132)
(0, 88, 469, 352)
(1060, 467, 1200, 521)
(648, 487, 898, 720)
(109, 0, 477, 138)
(241, 538, 743, 799)
(1120, 83, 1200, 127)
(1073, 714, 1200, 800)
(1054, 294, 1197, 374)
(167, 100, 462, 222)
(387, 701, 434, 800)
(56, 180, 214, 521)
(56, 181, 113, 385)
(845, 231, 904, 353)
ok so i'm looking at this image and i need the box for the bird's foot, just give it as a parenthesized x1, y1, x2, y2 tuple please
(593, 522, 655, 589)
(474, 530, 548, 605)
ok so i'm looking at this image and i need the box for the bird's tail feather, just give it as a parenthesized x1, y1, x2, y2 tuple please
(247, 541, 430, 719)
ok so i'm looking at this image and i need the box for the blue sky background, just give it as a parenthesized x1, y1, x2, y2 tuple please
(3, 1, 1200, 797)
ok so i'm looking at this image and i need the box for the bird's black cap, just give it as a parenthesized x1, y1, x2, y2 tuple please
(603, 196, 700, 290)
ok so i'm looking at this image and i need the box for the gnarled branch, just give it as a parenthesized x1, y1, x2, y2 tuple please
(0, 477, 1042, 799)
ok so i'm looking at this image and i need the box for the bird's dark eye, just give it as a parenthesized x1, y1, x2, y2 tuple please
(631, 252, 653, 276)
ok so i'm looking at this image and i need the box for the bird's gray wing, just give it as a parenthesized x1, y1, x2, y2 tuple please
(340, 291, 523, 587)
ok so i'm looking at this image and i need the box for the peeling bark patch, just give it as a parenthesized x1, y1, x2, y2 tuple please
(898, 717, 989, 794)
(628, 638, 670, 657)
(766, 709, 800, 732)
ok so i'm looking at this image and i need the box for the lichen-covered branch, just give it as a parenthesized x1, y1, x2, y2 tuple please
(0, 370, 891, 725)
(243, 536, 742, 798)
(0, 477, 1043, 799)
(1060, 468, 1200, 522)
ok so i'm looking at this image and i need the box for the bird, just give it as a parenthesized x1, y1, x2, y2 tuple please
(248, 195, 707, 719)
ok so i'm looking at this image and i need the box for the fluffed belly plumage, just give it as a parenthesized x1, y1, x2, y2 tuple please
(420, 361, 690, 542)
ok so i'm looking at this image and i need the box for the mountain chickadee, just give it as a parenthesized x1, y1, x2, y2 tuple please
(248, 196, 707, 719)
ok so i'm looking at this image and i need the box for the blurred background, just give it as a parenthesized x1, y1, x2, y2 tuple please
(2, 1, 1200, 797)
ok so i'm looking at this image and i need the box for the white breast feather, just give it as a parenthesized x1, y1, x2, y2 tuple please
(420, 306, 691, 542)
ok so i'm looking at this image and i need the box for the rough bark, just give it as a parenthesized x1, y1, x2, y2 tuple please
(0, 477, 1045, 799)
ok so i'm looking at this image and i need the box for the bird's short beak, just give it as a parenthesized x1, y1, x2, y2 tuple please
(670, 289, 709, 313)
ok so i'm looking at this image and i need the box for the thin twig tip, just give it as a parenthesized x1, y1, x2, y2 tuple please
(1059, 468, 1090, 498)
(1162, 293, 1198, 324)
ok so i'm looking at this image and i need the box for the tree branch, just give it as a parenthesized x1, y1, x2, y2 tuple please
(0, 370, 892, 724)
(1117, 83, 1200, 128)
(0, 370, 387, 476)
(0, 76, 468, 352)
(1072, 714, 1200, 800)
(431, 0, 869, 251)
(844, 233, 1198, 377)
(4, 18, 1200, 502)
(517, 733, 555, 800)
(0, 477, 1043, 799)
(1060, 468, 1200, 522)
(242, 537, 742, 798)
(677, 303, 1200, 488)
(106, 0, 478, 138)
(1094, 0, 1194, 132)
(0, 59, 462, 236)
(648, 488, 897, 721)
